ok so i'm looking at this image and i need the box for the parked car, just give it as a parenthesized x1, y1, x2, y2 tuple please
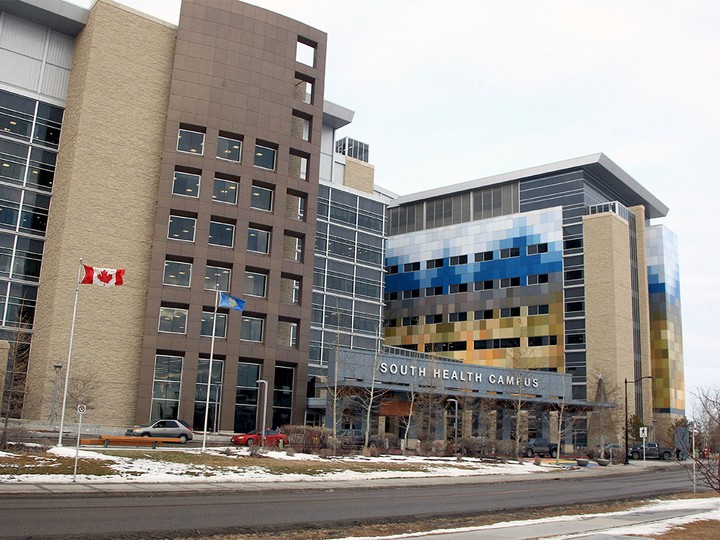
(337, 429, 365, 447)
(125, 419, 193, 443)
(231, 429, 288, 447)
(523, 438, 558, 458)
(628, 442, 673, 460)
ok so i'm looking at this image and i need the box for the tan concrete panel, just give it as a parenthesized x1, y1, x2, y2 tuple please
(24, 0, 176, 428)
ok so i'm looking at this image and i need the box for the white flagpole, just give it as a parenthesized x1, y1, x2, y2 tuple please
(201, 286, 220, 452)
(58, 259, 83, 447)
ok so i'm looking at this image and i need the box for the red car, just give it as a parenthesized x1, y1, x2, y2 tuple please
(231, 429, 288, 447)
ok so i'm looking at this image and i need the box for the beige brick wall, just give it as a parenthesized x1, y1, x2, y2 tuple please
(344, 157, 375, 194)
(23, 0, 176, 428)
(583, 212, 637, 419)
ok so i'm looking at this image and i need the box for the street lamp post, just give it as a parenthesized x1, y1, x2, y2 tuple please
(624, 376, 652, 465)
(447, 398, 459, 442)
(256, 379, 268, 448)
(49, 364, 62, 426)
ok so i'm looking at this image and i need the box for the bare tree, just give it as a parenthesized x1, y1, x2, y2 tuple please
(684, 386, 720, 494)
(0, 330, 31, 450)
(587, 372, 623, 459)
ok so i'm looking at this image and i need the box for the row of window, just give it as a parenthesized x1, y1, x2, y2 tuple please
(151, 355, 295, 432)
(173, 171, 306, 214)
(387, 243, 550, 275)
(386, 274, 551, 300)
(177, 127, 310, 179)
(167, 214, 303, 261)
(163, 260, 301, 303)
(388, 304, 551, 327)
(158, 306, 298, 346)
(410, 335, 559, 353)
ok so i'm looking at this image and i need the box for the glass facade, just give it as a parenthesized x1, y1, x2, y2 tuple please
(311, 183, 386, 366)
(0, 89, 61, 335)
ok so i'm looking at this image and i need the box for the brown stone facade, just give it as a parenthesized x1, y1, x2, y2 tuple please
(136, 0, 326, 431)
(24, 0, 176, 427)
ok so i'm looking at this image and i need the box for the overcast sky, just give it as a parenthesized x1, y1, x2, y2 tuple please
(71, 1, 719, 410)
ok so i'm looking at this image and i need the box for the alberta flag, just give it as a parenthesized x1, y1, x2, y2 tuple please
(219, 292, 246, 311)
(81, 264, 125, 287)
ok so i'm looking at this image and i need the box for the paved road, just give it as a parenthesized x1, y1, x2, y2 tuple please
(0, 465, 699, 539)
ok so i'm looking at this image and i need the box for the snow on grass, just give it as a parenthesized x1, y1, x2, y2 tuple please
(0, 445, 558, 484)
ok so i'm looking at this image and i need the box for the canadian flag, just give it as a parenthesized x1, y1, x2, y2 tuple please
(81, 264, 125, 287)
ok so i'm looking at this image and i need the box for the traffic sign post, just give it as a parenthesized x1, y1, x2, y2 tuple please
(73, 404, 86, 482)
(639, 427, 648, 467)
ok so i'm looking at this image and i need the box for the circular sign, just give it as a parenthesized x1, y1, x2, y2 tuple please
(77, 404, 87, 414)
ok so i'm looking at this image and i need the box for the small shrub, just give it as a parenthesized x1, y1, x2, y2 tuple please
(248, 444, 261, 457)
(534, 457, 542, 466)
(318, 448, 333, 459)
(284, 447, 296, 457)
(585, 448, 597, 460)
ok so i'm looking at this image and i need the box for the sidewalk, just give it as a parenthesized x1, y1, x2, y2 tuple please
(0, 457, 680, 496)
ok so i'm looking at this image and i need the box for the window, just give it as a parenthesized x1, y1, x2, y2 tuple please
(565, 269, 584, 281)
(528, 304, 549, 316)
(450, 255, 467, 266)
(193, 357, 224, 432)
(500, 247, 520, 259)
(527, 243, 548, 255)
(213, 177, 238, 204)
(250, 184, 273, 211)
(449, 283, 468, 293)
(474, 338, 520, 349)
(403, 262, 420, 272)
(294, 73, 314, 104)
(205, 265, 231, 292)
(475, 250, 494, 262)
(201, 311, 227, 337)
(448, 311, 467, 322)
(254, 143, 276, 170)
(163, 260, 191, 287)
(234, 362, 261, 433)
(402, 316, 419, 326)
(272, 366, 294, 428)
(240, 316, 264, 342)
(167, 215, 196, 242)
(474, 280, 494, 291)
(217, 135, 242, 162)
(151, 355, 182, 421)
(426, 314, 442, 324)
(209, 221, 235, 248)
(278, 320, 299, 347)
(527, 273, 549, 285)
(158, 306, 188, 334)
(386, 265, 399, 275)
(425, 286, 443, 296)
(291, 110, 311, 141)
(566, 333, 585, 344)
(528, 335, 558, 347)
(500, 307, 521, 318)
(172, 170, 200, 197)
(296, 37, 316, 67)
(427, 258, 444, 269)
(402, 289, 420, 299)
(564, 238, 583, 250)
(177, 128, 204, 154)
(474, 309, 493, 320)
(289, 149, 309, 180)
(283, 233, 303, 262)
(248, 228, 271, 254)
(500, 277, 520, 288)
(566, 301, 585, 313)
(244, 271, 267, 297)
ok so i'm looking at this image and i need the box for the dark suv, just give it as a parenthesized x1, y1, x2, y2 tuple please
(524, 437, 558, 458)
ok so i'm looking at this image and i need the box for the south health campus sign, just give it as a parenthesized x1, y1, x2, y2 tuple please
(328, 348, 572, 404)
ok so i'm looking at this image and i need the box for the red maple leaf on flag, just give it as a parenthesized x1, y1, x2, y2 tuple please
(97, 270, 114, 284)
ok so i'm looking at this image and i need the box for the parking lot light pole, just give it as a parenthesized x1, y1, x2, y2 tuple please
(257, 379, 268, 448)
(624, 376, 652, 465)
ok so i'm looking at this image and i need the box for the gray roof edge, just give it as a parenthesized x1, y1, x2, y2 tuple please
(2, 0, 89, 36)
(390, 153, 669, 218)
(323, 100, 354, 129)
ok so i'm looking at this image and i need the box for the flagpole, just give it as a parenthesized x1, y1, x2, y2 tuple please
(201, 286, 220, 452)
(58, 259, 83, 447)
